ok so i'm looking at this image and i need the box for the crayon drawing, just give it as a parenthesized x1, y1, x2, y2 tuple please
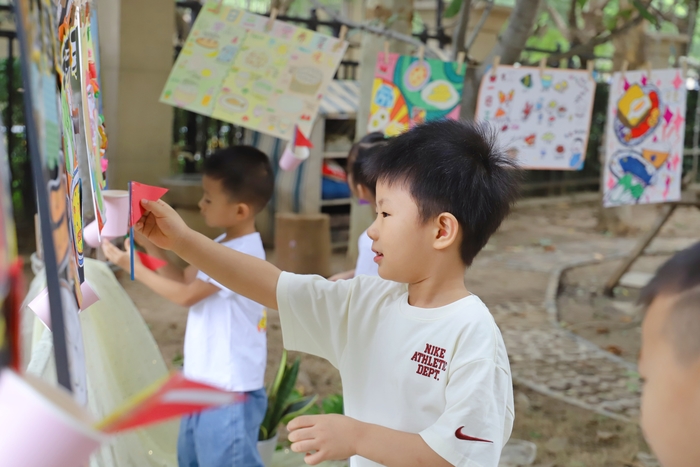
(367, 52, 465, 136)
(603, 69, 687, 207)
(474, 65, 596, 170)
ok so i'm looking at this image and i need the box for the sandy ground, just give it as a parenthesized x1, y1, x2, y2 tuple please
(109, 199, 700, 466)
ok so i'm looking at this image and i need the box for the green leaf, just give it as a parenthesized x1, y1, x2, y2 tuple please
(280, 395, 319, 425)
(631, 0, 657, 25)
(259, 425, 269, 441)
(322, 394, 344, 415)
(269, 350, 288, 398)
(444, 0, 463, 18)
(576, 0, 588, 8)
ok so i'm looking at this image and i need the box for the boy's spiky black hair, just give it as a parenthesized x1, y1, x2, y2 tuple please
(363, 119, 521, 266)
(202, 145, 274, 213)
(639, 242, 700, 307)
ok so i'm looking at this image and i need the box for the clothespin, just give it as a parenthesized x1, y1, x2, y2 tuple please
(621, 60, 628, 80)
(645, 61, 652, 80)
(418, 45, 425, 63)
(383, 41, 390, 64)
(491, 55, 500, 77)
(266, 8, 278, 31)
(457, 51, 465, 74)
(586, 59, 594, 79)
(338, 25, 347, 42)
(680, 56, 688, 79)
(539, 57, 546, 78)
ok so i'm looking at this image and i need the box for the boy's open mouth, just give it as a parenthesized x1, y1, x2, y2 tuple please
(373, 250, 383, 263)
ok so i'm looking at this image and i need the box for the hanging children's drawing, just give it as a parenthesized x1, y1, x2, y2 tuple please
(474, 65, 596, 170)
(14, 0, 87, 402)
(367, 52, 465, 136)
(160, 1, 348, 140)
(603, 69, 687, 207)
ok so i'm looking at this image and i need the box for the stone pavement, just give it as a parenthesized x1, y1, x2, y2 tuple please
(477, 237, 695, 423)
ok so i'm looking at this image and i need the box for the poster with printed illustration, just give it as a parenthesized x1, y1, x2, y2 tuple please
(14, 0, 87, 402)
(603, 69, 687, 207)
(78, 3, 107, 232)
(475, 66, 596, 170)
(367, 52, 465, 136)
(160, 1, 348, 140)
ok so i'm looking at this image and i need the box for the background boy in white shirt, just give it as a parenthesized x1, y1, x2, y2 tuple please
(134, 120, 520, 467)
(103, 146, 273, 467)
(330, 132, 386, 280)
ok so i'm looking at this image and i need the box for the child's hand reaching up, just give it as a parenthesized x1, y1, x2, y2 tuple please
(102, 239, 140, 271)
(287, 415, 360, 465)
(135, 199, 190, 253)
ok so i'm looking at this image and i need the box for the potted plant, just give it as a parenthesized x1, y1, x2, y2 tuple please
(257, 350, 317, 466)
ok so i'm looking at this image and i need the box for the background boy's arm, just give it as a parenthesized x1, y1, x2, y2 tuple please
(102, 241, 219, 307)
(137, 199, 281, 310)
(287, 415, 452, 467)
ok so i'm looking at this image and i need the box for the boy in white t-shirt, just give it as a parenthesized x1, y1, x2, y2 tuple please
(102, 147, 273, 467)
(330, 132, 386, 281)
(134, 120, 520, 467)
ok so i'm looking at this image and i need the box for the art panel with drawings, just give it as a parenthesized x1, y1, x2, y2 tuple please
(475, 65, 596, 170)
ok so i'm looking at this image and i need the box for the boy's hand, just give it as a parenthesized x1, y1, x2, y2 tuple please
(135, 199, 190, 252)
(133, 229, 154, 249)
(287, 414, 360, 465)
(102, 239, 139, 271)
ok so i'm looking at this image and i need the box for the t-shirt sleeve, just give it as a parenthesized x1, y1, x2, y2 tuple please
(276, 272, 354, 368)
(195, 269, 231, 297)
(419, 359, 514, 467)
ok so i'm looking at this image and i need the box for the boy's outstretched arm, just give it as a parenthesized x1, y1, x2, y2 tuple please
(136, 199, 281, 310)
(102, 241, 219, 307)
(287, 415, 451, 467)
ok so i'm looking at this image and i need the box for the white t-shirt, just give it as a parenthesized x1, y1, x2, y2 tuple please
(184, 232, 267, 392)
(354, 229, 379, 277)
(277, 273, 514, 467)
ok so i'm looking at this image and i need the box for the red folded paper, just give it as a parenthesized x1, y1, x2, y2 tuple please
(136, 251, 168, 271)
(129, 182, 168, 227)
(97, 372, 246, 433)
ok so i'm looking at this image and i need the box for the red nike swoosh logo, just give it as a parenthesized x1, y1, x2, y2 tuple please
(455, 426, 493, 443)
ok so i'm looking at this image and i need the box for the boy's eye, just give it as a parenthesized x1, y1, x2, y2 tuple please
(381, 212, 389, 218)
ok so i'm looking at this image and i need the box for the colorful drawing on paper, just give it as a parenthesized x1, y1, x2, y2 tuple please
(160, 1, 348, 140)
(78, 4, 107, 233)
(603, 69, 687, 207)
(367, 52, 465, 136)
(14, 0, 86, 402)
(474, 65, 596, 170)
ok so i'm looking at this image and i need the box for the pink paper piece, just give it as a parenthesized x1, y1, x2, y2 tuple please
(29, 281, 101, 329)
(100, 157, 108, 172)
(84, 220, 119, 248)
(0, 369, 105, 467)
(663, 108, 673, 125)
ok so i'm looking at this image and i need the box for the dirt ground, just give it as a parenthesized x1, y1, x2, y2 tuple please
(110, 198, 700, 466)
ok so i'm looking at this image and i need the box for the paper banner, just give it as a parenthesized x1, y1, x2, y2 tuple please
(96, 372, 246, 434)
(160, 1, 348, 140)
(368, 52, 466, 136)
(602, 69, 687, 206)
(474, 65, 596, 170)
(136, 252, 168, 271)
(15, 0, 87, 401)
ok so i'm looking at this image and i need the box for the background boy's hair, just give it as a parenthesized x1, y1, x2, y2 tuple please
(639, 242, 700, 308)
(202, 146, 274, 213)
(347, 132, 386, 193)
(364, 119, 521, 267)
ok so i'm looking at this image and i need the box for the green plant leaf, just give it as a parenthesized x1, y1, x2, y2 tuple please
(322, 394, 344, 415)
(576, 0, 588, 8)
(280, 395, 319, 425)
(630, 0, 657, 25)
(259, 425, 269, 441)
(265, 357, 301, 436)
(444, 0, 463, 18)
(269, 349, 288, 398)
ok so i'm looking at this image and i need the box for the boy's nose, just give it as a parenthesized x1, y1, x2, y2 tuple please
(367, 218, 379, 241)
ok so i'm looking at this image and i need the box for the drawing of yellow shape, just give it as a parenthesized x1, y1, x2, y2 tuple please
(276, 44, 289, 55)
(202, 69, 212, 77)
(642, 149, 669, 169)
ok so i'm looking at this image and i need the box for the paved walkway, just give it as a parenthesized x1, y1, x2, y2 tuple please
(480, 237, 695, 423)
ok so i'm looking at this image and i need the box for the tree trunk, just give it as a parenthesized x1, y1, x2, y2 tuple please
(459, 0, 542, 118)
(451, 0, 472, 61)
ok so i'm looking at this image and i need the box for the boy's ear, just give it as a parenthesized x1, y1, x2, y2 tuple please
(234, 201, 252, 220)
(433, 212, 460, 251)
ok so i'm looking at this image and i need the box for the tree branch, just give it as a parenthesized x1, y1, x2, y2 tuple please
(543, 0, 572, 42)
(533, 13, 646, 63)
(451, 0, 472, 60)
(308, 0, 448, 60)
